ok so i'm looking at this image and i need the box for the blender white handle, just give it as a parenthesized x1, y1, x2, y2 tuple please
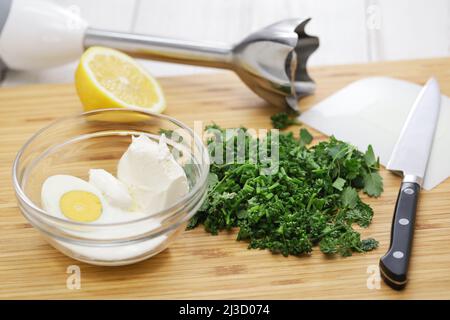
(0, 0, 232, 71)
(0, 0, 11, 79)
(0, 0, 87, 70)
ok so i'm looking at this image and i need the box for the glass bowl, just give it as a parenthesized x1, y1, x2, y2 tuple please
(12, 109, 209, 266)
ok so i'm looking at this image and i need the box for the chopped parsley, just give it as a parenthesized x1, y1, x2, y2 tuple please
(188, 125, 382, 257)
(270, 112, 300, 130)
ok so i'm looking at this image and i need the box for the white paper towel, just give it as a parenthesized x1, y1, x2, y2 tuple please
(299, 77, 450, 190)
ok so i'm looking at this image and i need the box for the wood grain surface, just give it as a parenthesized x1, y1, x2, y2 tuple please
(1, 58, 450, 299)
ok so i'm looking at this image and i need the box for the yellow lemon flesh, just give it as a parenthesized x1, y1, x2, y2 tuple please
(60, 190, 102, 223)
(75, 47, 166, 119)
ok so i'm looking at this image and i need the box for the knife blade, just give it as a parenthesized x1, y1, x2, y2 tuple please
(380, 77, 441, 290)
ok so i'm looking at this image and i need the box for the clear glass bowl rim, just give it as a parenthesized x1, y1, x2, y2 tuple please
(12, 108, 210, 228)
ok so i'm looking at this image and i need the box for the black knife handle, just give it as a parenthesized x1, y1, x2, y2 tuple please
(380, 181, 420, 290)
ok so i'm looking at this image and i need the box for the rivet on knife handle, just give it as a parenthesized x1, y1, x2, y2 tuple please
(379, 181, 420, 290)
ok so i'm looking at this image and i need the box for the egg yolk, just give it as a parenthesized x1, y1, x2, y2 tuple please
(59, 191, 102, 222)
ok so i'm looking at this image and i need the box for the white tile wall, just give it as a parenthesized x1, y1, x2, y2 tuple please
(377, 0, 450, 60)
(1, 0, 449, 86)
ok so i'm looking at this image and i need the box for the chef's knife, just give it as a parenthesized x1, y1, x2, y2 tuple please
(380, 77, 441, 290)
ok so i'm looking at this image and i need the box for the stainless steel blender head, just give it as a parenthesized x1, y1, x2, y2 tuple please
(84, 18, 319, 111)
(233, 18, 319, 110)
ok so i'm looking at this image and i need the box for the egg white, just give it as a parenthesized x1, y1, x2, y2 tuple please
(41, 175, 145, 224)
(89, 169, 134, 210)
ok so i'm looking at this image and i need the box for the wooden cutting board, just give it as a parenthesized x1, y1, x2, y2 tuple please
(1, 58, 450, 299)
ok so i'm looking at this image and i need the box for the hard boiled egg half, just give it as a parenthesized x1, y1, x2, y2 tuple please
(41, 175, 105, 223)
(41, 174, 145, 223)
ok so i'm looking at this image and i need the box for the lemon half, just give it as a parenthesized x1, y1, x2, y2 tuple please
(75, 47, 166, 115)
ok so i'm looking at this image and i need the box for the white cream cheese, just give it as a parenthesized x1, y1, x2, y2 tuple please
(117, 134, 189, 214)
